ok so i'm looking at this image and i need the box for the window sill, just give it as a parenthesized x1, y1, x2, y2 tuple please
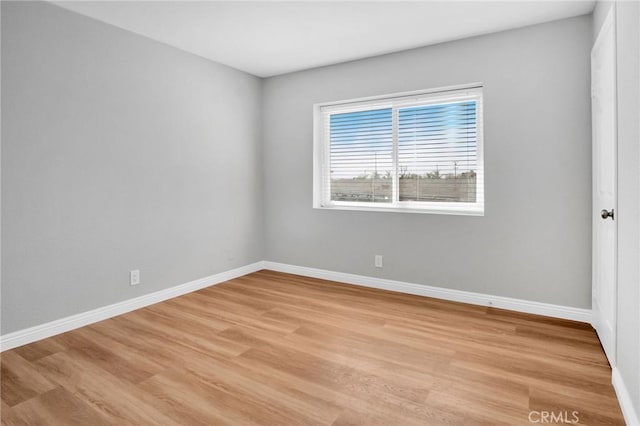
(314, 203, 484, 216)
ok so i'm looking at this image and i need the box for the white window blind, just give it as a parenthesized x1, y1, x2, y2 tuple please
(314, 85, 484, 215)
(330, 108, 393, 203)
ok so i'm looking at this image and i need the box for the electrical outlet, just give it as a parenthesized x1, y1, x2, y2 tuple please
(130, 270, 140, 286)
(375, 255, 383, 268)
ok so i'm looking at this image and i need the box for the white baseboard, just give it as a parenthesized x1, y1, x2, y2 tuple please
(261, 261, 593, 324)
(613, 367, 640, 426)
(0, 259, 593, 352)
(0, 261, 266, 352)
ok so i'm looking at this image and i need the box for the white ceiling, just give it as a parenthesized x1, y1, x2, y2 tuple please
(54, 1, 595, 77)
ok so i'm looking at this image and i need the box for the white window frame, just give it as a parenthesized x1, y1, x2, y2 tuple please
(313, 84, 484, 216)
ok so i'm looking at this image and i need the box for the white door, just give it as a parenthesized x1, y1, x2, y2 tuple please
(591, 6, 617, 367)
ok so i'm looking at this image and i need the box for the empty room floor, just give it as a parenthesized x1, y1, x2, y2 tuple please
(1, 270, 624, 425)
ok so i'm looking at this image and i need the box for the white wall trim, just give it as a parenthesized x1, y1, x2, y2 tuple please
(1, 259, 593, 352)
(612, 367, 640, 426)
(262, 261, 593, 324)
(0, 261, 266, 352)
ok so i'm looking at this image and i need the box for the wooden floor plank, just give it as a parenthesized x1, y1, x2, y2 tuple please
(0, 270, 625, 425)
(9, 387, 112, 426)
(33, 351, 179, 425)
(0, 352, 56, 407)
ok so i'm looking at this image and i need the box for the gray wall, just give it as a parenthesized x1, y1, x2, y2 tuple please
(1, 1, 264, 334)
(0, 3, 596, 335)
(263, 16, 593, 308)
(594, 0, 640, 419)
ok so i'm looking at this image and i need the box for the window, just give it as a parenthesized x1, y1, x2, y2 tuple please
(313, 85, 484, 215)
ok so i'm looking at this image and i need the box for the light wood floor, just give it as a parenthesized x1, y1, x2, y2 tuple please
(1, 270, 624, 425)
